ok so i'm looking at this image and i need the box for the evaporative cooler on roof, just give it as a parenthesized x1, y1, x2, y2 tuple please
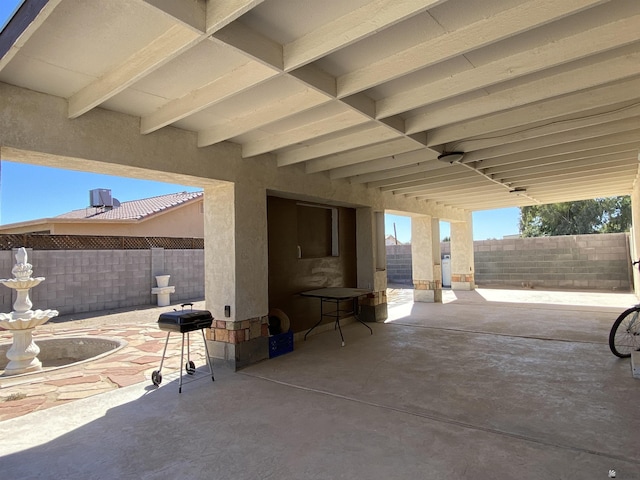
(89, 189, 113, 208)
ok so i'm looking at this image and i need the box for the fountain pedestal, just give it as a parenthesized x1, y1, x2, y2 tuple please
(4, 328, 41, 374)
(0, 248, 58, 376)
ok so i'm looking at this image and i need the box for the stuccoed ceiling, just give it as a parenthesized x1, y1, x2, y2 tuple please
(1, 0, 639, 211)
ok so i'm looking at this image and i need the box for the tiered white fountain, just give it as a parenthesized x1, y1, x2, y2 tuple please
(0, 247, 58, 375)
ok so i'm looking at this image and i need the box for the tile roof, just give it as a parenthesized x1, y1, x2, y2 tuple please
(55, 191, 203, 221)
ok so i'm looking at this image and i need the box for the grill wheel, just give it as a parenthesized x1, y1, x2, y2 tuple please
(151, 370, 162, 386)
(185, 361, 196, 375)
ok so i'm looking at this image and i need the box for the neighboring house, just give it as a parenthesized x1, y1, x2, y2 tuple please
(0, 190, 204, 238)
(385, 234, 404, 246)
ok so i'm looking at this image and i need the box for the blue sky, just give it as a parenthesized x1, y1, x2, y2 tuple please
(0, 161, 202, 224)
(0, 0, 22, 32)
(385, 209, 521, 244)
(0, 0, 520, 239)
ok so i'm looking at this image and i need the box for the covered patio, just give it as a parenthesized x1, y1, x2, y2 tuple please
(1, 288, 638, 479)
(1, 0, 640, 368)
(1, 2, 639, 476)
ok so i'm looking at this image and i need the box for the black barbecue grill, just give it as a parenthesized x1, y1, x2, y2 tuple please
(152, 303, 214, 393)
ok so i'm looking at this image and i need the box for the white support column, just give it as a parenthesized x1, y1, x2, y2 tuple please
(431, 217, 442, 302)
(356, 207, 375, 291)
(450, 211, 475, 291)
(203, 182, 269, 369)
(233, 182, 269, 322)
(204, 183, 236, 321)
(631, 180, 640, 298)
(374, 211, 387, 279)
(356, 208, 388, 321)
(412, 215, 441, 302)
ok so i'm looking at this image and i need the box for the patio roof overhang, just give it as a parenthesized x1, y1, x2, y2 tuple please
(0, 0, 639, 212)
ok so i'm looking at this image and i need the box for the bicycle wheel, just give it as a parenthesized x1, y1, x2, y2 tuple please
(609, 306, 640, 358)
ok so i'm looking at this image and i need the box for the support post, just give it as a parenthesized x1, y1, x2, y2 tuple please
(411, 215, 441, 302)
(450, 212, 475, 291)
(203, 182, 269, 370)
(356, 208, 388, 322)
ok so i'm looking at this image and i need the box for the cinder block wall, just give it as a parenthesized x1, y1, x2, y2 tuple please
(0, 249, 204, 316)
(164, 249, 205, 302)
(386, 244, 413, 284)
(0, 251, 14, 314)
(474, 233, 631, 290)
(387, 233, 632, 291)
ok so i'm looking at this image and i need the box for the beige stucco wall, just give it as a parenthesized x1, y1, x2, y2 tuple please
(0, 82, 472, 322)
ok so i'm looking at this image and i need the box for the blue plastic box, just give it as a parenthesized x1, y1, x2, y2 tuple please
(269, 331, 293, 358)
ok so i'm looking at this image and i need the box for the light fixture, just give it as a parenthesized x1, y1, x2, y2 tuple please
(437, 151, 464, 164)
(509, 187, 527, 194)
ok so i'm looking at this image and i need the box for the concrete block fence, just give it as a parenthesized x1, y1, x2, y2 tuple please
(0, 248, 204, 316)
(386, 244, 413, 285)
(474, 233, 631, 290)
(387, 232, 632, 291)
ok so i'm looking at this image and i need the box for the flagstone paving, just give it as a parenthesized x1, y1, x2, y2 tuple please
(0, 301, 208, 421)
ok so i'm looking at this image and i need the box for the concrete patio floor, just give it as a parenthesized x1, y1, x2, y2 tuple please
(1, 288, 639, 479)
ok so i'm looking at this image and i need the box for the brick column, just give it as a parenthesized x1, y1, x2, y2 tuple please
(358, 290, 388, 322)
(205, 316, 269, 366)
(414, 279, 442, 301)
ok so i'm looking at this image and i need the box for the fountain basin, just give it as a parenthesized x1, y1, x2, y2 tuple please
(0, 336, 126, 375)
(0, 277, 45, 289)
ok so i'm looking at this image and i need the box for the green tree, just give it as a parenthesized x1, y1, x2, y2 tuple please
(599, 196, 632, 233)
(519, 197, 631, 237)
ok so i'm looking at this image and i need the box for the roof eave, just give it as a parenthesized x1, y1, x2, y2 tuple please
(0, 0, 53, 64)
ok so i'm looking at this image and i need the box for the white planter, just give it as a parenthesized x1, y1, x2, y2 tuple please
(151, 286, 176, 307)
(156, 291, 171, 307)
(155, 275, 171, 288)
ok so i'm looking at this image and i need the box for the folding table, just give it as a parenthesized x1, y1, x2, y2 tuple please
(300, 287, 373, 346)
